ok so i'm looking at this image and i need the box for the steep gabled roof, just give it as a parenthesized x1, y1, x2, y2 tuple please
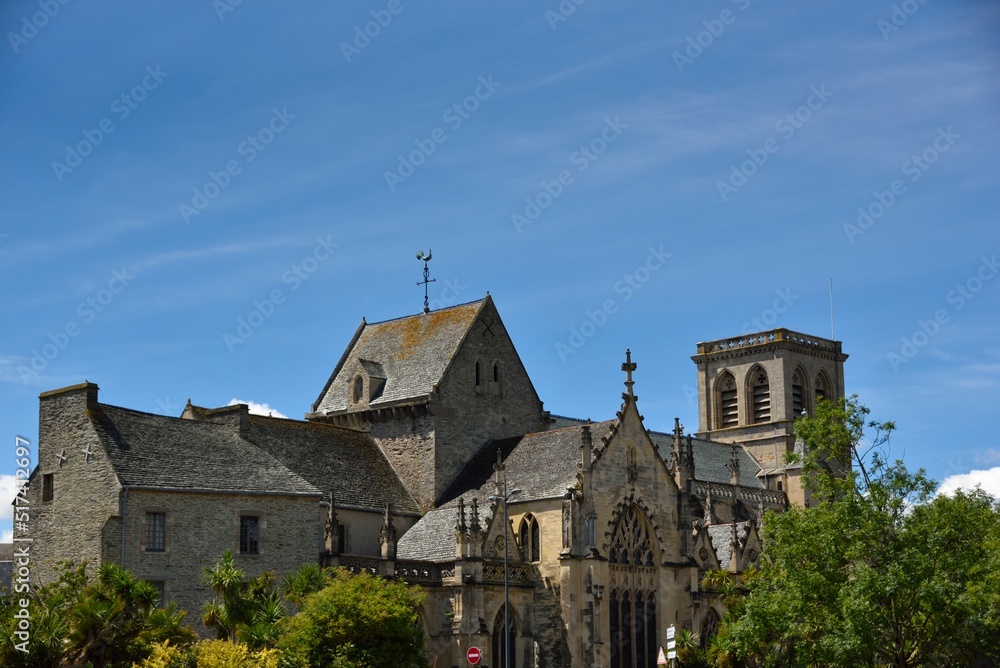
(245, 415, 419, 514)
(650, 433, 764, 489)
(440, 421, 616, 507)
(311, 298, 487, 414)
(89, 404, 319, 496)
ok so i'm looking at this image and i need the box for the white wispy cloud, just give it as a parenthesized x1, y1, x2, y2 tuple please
(937, 466, 1000, 500)
(0, 474, 23, 522)
(227, 398, 289, 419)
(131, 238, 301, 273)
(0, 355, 80, 388)
(977, 449, 1000, 466)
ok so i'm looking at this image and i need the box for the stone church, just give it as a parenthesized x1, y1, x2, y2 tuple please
(22, 295, 846, 667)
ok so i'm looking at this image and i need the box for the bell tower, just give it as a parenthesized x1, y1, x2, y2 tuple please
(692, 329, 847, 505)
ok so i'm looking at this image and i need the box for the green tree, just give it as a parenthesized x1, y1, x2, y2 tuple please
(201, 551, 286, 650)
(280, 563, 329, 611)
(725, 396, 1000, 667)
(0, 561, 88, 668)
(0, 561, 195, 668)
(277, 568, 427, 668)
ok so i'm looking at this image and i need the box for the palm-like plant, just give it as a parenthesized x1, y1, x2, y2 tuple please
(675, 628, 706, 667)
(63, 562, 194, 668)
(202, 551, 286, 648)
(281, 563, 330, 610)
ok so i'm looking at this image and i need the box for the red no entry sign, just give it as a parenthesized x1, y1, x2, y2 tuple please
(467, 646, 482, 664)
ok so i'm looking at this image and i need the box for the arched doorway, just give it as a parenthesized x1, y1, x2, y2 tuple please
(608, 504, 659, 668)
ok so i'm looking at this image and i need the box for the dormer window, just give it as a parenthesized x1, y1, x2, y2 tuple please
(352, 376, 363, 404)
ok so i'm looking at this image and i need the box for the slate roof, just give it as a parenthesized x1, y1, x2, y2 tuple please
(397, 506, 461, 562)
(245, 415, 419, 514)
(400, 422, 615, 562)
(707, 522, 748, 566)
(89, 404, 320, 496)
(312, 298, 486, 414)
(650, 433, 764, 489)
(441, 421, 616, 507)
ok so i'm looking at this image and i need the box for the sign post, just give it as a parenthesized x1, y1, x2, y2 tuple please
(467, 646, 482, 665)
(666, 624, 677, 663)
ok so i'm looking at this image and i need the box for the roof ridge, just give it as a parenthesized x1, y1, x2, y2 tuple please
(365, 296, 486, 326)
(98, 402, 191, 420)
(248, 412, 367, 433)
(532, 419, 614, 436)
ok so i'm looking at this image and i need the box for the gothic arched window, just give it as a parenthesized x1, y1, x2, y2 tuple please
(492, 605, 517, 668)
(491, 360, 503, 396)
(518, 514, 540, 562)
(715, 371, 738, 428)
(749, 367, 770, 424)
(609, 504, 658, 668)
(701, 609, 721, 648)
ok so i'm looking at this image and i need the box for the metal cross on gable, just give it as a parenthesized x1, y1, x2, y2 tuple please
(482, 317, 495, 337)
(57, 449, 68, 466)
(81, 443, 94, 462)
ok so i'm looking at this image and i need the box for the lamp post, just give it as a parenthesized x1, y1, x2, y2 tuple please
(490, 470, 520, 668)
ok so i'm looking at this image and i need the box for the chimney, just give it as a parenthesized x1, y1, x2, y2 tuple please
(205, 403, 250, 439)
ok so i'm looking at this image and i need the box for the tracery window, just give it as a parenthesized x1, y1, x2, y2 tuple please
(609, 504, 658, 668)
(701, 609, 721, 648)
(492, 605, 517, 668)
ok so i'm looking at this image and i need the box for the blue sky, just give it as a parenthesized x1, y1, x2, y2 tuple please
(2, 0, 998, 541)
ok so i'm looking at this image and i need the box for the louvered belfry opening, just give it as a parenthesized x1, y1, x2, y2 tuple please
(717, 372, 738, 428)
(751, 369, 770, 424)
(792, 371, 804, 415)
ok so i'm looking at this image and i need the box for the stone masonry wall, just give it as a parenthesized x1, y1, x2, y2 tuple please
(29, 384, 121, 585)
(124, 489, 322, 635)
(369, 415, 436, 510)
(575, 400, 692, 666)
(696, 346, 844, 468)
(434, 299, 546, 504)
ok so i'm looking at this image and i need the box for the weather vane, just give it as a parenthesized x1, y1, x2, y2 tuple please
(416, 250, 436, 314)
